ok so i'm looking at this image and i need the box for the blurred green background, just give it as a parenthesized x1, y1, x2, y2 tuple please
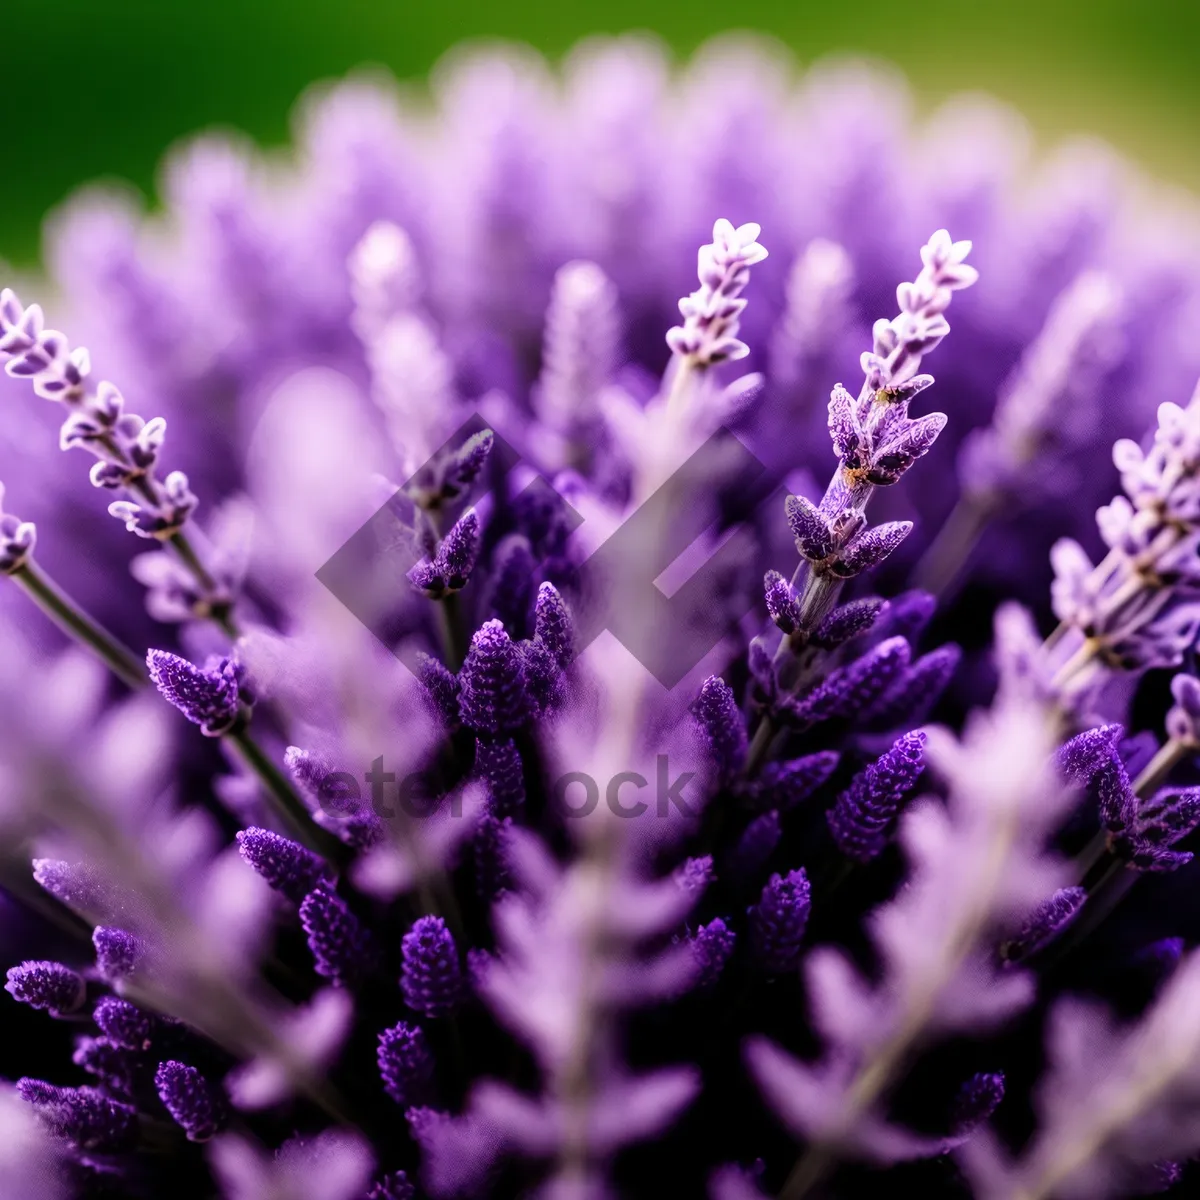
(4, 0, 1198, 267)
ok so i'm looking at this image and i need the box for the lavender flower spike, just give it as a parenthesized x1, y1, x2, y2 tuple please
(0, 289, 225, 623)
(155, 1061, 227, 1141)
(827, 731, 927, 862)
(236, 827, 333, 904)
(93, 997, 158, 1051)
(4, 962, 86, 1015)
(16, 1080, 137, 1152)
(667, 218, 768, 367)
(377, 1021, 435, 1106)
(407, 508, 481, 598)
(457, 619, 531, 735)
(147, 649, 241, 735)
(688, 918, 737, 991)
(693, 675, 748, 780)
(400, 915, 462, 1019)
(299, 888, 376, 987)
(749, 870, 812, 974)
(1050, 379, 1200, 696)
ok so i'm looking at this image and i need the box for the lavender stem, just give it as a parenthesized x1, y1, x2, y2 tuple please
(9, 561, 146, 689)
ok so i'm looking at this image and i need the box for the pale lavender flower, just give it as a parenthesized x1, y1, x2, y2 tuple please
(748, 605, 1069, 1167)
(1050, 379, 1200, 692)
(666, 219, 768, 366)
(0, 482, 37, 574)
(963, 950, 1200, 1200)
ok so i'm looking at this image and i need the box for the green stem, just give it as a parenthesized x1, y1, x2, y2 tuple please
(168, 530, 239, 638)
(9, 561, 146, 689)
(225, 724, 344, 862)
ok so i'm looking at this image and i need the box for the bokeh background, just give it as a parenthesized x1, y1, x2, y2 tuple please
(4, 0, 1199, 268)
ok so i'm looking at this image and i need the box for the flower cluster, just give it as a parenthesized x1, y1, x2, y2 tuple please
(4, 33, 1200, 1200)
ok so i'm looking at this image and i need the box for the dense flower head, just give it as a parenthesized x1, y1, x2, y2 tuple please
(4, 962, 86, 1015)
(400, 915, 462, 1019)
(748, 869, 812, 974)
(154, 1060, 227, 1141)
(826, 729, 927, 861)
(377, 1021, 435, 1107)
(5, 31, 1200, 1200)
(235, 826, 333, 904)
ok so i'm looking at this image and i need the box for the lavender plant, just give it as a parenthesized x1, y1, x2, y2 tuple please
(4, 33, 1200, 1200)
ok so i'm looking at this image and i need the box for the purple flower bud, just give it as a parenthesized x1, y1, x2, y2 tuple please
(880, 590, 936, 641)
(951, 1072, 1005, 1135)
(1166, 673, 1200, 746)
(235, 827, 333, 904)
(1056, 723, 1125, 784)
(867, 411, 947, 485)
(401, 915, 462, 1019)
(749, 869, 811, 973)
(368, 1171, 417, 1200)
(4, 961, 86, 1015)
(474, 737, 525, 816)
(754, 751, 841, 811)
(17, 1079, 137, 1151)
(674, 855, 715, 894)
(764, 570, 802, 635)
(812, 597, 885, 649)
(827, 383, 862, 465)
(796, 637, 911, 723)
(146, 649, 241, 736)
(441, 430, 494, 501)
(154, 1061, 227, 1141)
(865, 643, 961, 727)
(93, 997, 158, 1050)
(1003, 887, 1086, 961)
(830, 520, 913, 579)
(688, 918, 736, 990)
(693, 675, 747, 779)
(827, 730, 927, 861)
(785, 494, 834, 562)
(0, 483, 37, 574)
(92, 927, 144, 980)
(299, 888, 376, 987)
(377, 1021, 435, 1106)
(533, 581, 574, 667)
(409, 509, 481, 598)
(415, 653, 461, 728)
(727, 812, 782, 886)
(458, 619, 530, 734)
